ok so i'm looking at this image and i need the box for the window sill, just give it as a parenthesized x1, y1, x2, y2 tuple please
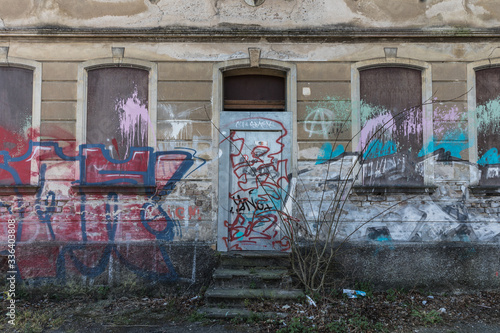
(469, 186, 500, 196)
(0, 185, 40, 196)
(71, 185, 156, 195)
(352, 185, 437, 195)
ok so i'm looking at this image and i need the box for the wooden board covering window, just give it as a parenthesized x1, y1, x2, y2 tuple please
(0, 67, 33, 157)
(359, 67, 423, 186)
(223, 74, 285, 111)
(87, 67, 149, 160)
(476, 67, 500, 186)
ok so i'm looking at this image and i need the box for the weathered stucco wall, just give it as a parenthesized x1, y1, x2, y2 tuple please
(1, 0, 500, 29)
(1, 1, 500, 290)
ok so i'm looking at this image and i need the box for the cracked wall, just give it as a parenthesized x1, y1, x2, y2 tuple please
(0, 0, 500, 29)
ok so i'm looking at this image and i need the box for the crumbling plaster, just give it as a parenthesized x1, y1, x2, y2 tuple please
(4, 41, 500, 63)
(1, 0, 500, 29)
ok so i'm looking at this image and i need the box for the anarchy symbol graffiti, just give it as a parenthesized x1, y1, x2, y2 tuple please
(304, 108, 335, 139)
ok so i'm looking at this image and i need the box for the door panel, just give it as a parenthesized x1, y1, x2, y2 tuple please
(227, 130, 284, 250)
(218, 113, 292, 252)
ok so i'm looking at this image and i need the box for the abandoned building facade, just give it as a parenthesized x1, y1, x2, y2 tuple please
(1, 0, 500, 291)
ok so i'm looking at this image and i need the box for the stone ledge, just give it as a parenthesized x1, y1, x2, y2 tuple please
(0, 185, 40, 196)
(352, 185, 437, 195)
(2, 27, 500, 42)
(469, 186, 500, 196)
(71, 185, 156, 195)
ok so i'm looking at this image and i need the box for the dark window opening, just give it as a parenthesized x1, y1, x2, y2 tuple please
(223, 70, 285, 111)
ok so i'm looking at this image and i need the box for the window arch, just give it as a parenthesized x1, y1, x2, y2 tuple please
(0, 57, 41, 187)
(76, 58, 157, 186)
(77, 58, 157, 155)
(467, 59, 500, 187)
(351, 58, 433, 187)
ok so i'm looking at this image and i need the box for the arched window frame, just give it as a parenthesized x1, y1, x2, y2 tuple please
(351, 58, 434, 187)
(76, 57, 158, 182)
(76, 57, 157, 149)
(0, 56, 42, 188)
(467, 58, 500, 187)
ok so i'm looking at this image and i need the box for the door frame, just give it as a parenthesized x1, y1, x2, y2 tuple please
(212, 56, 297, 251)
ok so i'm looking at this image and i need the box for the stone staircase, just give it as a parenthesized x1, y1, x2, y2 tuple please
(199, 251, 304, 319)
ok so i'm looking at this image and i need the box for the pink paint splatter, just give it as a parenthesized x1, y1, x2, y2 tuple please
(359, 107, 423, 152)
(359, 112, 395, 151)
(434, 105, 461, 137)
(115, 88, 149, 157)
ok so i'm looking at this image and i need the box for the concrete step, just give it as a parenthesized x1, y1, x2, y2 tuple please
(213, 268, 289, 280)
(212, 268, 292, 289)
(198, 307, 288, 319)
(204, 287, 304, 306)
(220, 251, 291, 269)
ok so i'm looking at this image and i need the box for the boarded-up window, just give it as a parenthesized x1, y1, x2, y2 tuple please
(0, 67, 33, 156)
(0, 67, 33, 185)
(476, 67, 500, 185)
(223, 71, 285, 111)
(359, 67, 423, 186)
(87, 67, 149, 159)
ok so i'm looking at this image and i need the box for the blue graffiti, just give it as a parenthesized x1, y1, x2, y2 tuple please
(419, 131, 469, 160)
(363, 139, 397, 160)
(1, 140, 205, 283)
(316, 143, 345, 165)
(478, 148, 500, 166)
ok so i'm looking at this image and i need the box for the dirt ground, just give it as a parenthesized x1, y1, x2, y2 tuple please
(1, 288, 499, 332)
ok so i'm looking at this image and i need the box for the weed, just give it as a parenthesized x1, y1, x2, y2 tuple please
(348, 314, 387, 332)
(249, 268, 257, 274)
(348, 314, 371, 331)
(199, 285, 208, 295)
(96, 285, 110, 299)
(10, 308, 65, 332)
(230, 316, 244, 324)
(187, 311, 207, 323)
(354, 281, 374, 298)
(249, 281, 257, 289)
(411, 309, 443, 325)
(386, 288, 398, 302)
(243, 298, 251, 307)
(246, 312, 262, 324)
(277, 317, 316, 333)
(326, 319, 347, 332)
(309, 291, 321, 304)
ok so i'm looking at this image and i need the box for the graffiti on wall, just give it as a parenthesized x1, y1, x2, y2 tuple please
(308, 97, 471, 176)
(358, 101, 424, 185)
(476, 97, 500, 184)
(221, 117, 291, 251)
(0, 128, 206, 282)
(299, 94, 500, 245)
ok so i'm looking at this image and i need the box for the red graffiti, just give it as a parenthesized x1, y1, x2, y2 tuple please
(0, 124, 205, 282)
(222, 118, 291, 251)
(83, 147, 151, 185)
